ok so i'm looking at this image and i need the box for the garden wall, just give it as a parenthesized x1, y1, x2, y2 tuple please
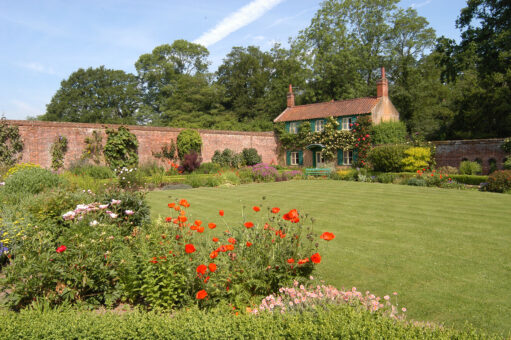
(433, 138, 507, 174)
(5, 120, 281, 169)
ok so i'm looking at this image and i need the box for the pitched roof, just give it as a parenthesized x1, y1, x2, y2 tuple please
(274, 97, 380, 122)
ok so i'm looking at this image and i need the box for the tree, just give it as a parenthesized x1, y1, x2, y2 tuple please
(41, 66, 140, 124)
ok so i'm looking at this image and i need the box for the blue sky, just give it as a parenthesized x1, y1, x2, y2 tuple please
(1, 0, 468, 120)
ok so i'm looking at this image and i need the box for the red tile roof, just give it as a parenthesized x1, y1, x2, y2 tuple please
(274, 97, 380, 122)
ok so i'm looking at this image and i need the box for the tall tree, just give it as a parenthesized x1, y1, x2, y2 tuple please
(40, 66, 140, 124)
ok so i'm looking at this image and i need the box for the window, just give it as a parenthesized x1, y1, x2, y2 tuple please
(289, 122, 299, 134)
(290, 152, 299, 165)
(342, 117, 353, 130)
(316, 151, 325, 165)
(343, 150, 353, 165)
(315, 120, 324, 132)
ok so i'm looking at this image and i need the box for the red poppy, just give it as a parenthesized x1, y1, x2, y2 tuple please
(149, 259, 158, 264)
(194, 220, 202, 226)
(179, 199, 190, 208)
(185, 244, 196, 254)
(253, 206, 260, 212)
(190, 225, 198, 231)
(168, 203, 175, 208)
(175, 234, 181, 240)
(298, 258, 309, 265)
(196, 264, 207, 275)
(208, 223, 216, 229)
(320, 232, 335, 241)
(271, 207, 280, 214)
(56, 245, 67, 253)
(217, 245, 227, 253)
(246, 242, 252, 247)
(178, 215, 187, 223)
(283, 209, 299, 223)
(311, 253, 321, 264)
(208, 263, 217, 272)
(225, 244, 234, 251)
(228, 237, 236, 244)
(244, 222, 254, 229)
(210, 251, 218, 259)
(196, 290, 208, 300)
(197, 226, 205, 233)
(165, 217, 172, 222)
(219, 210, 224, 216)
(212, 237, 219, 242)
(287, 258, 295, 263)
(204, 276, 210, 283)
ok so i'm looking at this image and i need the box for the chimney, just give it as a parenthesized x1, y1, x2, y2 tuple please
(376, 67, 388, 98)
(287, 84, 295, 107)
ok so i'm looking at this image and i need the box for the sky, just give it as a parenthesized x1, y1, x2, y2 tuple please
(1, 0, 469, 120)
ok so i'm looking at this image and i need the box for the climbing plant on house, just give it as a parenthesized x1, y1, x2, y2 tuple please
(103, 126, 139, 169)
(0, 119, 24, 167)
(351, 115, 372, 167)
(50, 136, 68, 171)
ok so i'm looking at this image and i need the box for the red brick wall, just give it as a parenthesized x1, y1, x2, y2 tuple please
(6, 120, 281, 169)
(433, 139, 508, 174)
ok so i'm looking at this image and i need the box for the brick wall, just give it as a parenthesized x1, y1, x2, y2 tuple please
(5, 120, 281, 169)
(433, 139, 508, 174)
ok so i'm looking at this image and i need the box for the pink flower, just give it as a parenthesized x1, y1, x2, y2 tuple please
(384, 295, 390, 301)
(393, 292, 398, 296)
(402, 307, 407, 312)
(125, 210, 134, 215)
(111, 199, 121, 205)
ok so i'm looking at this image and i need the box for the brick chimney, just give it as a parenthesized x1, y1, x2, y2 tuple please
(287, 84, 295, 107)
(376, 67, 388, 98)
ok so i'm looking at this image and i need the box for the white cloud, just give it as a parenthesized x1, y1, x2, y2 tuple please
(18, 62, 56, 75)
(411, 0, 432, 9)
(194, 0, 286, 47)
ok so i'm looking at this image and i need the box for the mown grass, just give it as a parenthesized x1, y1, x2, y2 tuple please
(147, 180, 511, 336)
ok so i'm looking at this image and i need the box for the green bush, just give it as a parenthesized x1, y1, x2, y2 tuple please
(406, 178, 427, 186)
(401, 147, 431, 172)
(375, 173, 399, 184)
(138, 162, 165, 177)
(371, 121, 408, 145)
(211, 149, 244, 168)
(485, 170, 511, 193)
(69, 161, 115, 179)
(3, 167, 65, 195)
(450, 174, 488, 185)
(503, 158, 511, 170)
(177, 129, 202, 160)
(459, 161, 482, 175)
(196, 162, 221, 174)
(104, 126, 139, 170)
(221, 171, 241, 185)
(436, 166, 458, 175)
(501, 137, 511, 154)
(368, 145, 409, 172)
(241, 148, 262, 166)
(185, 173, 207, 188)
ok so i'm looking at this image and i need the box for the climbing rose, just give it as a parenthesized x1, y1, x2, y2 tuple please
(320, 232, 335, 241)
(311, 253, 321, 264)
(185, 244, 196, 254)
(196, 290, 208, 300)
(56, 245, 67, 253)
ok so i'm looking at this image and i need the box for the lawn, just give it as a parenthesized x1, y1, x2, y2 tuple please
(147, 180, 511, 336)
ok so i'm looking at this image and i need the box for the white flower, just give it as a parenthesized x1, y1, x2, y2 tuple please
(111, 199, 121, 205)
(62, 211, 75, 220)
(89, 220, 99, 226)
(109, 213, 118, 219)
(0, 182, 4, 186)
(99, 204, 108, 209)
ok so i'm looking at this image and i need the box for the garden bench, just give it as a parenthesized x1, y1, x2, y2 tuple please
(305, 168, 332, 177)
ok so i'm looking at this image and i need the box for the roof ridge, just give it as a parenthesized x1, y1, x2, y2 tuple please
(292, 96, 378, 108)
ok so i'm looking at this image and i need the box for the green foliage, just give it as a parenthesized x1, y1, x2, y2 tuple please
(241, 148, 262, 166)
(504, 158, 511, 170)
(0, 121, 24, 167)
(436, 166, 458, 175)
(401, 147, 432, 172)
(69, 162, 115, 179)
(502, 137, 511, 154)
(368, 145, 409, 172)
(116, 167, 145, 191)
(485, 170, 511, 193)
(50, 136, 68, 171)
(152, 140, 177, 162)
(103, 126, 139, 170)
(176, 129, 202, 160)
(351, 116, 372, 167)
(371, 121, 408, 144)
(196, 162, 221, 174)
(459, 161, 482, 175)
(81, 130, 103, 164)
(3, 167, 64, 195)
(4, 163, 41, 178)
(211, 148, 242, 168)
(449, 174, 488, 186)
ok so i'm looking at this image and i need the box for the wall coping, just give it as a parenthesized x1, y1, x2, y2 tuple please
(4, 120, 276, 137)
(433, 138, 505, 145)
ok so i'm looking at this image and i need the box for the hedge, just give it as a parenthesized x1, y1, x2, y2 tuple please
(0, 305, 498, 340)
(450, 174, 488, 185)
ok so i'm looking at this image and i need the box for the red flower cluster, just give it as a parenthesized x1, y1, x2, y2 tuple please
(283, 209, 299, 223)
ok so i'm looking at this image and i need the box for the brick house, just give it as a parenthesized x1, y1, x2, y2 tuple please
(273, 67, 400, 167)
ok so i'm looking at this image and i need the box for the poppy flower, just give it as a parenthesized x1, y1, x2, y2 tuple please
(320, 232, 335, 241)
(196, 290, 208, 300)
(287, 258, 295, 264)
(194, 220, 202, 226)
(196, 264, 207, 275)
(244, 222, 254, 229)
(168, 203, 175, 208)
(208, 263, 217, 272)
(311, 253, 321, 264)
(178, 215, 187, 223)
(298, 258, 309, 265)
(219, 210, 224, 216)
(208, 222, 216, 229)
(185, 244, 196, 254)
(225, 244, 234, 251)
(179, 199, 190, 208)
(56, 245, 67, 253)
(212, 237, 219, 242)
(217, 245, 227, 253)
(190, 225, 198, 231)
(149, 259, 158, 264)
(197, 226, 205, 233)
(246, 242, 252, 247)
(228, 237, 236, 244)
(271, 207, 280, 214)
(253, 206, 260, 212)
(210, 251, 218, 259)
(165, 217, 172, 222)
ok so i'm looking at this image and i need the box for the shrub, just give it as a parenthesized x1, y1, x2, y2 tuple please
(371, 121, 408, 145)
(177, 129, 202, 160)
(459, 161, 482, 175)
(0, 121, 24, 167)
(406, 178, 427, 186)
(401, 147, 431, 172)
(250, 164, 278, 182)
(138, 162, 165, 177)
(501, 137, 511, 154)
(4, 162, 41, 178)
(449, 174, 488, 185)
(504, 158, 511, 170)
(241, 148, 262, 166)
(375, 173, 399, 184)
(212, 149, 243, 168)
(104, 126, 139, 170)
(196, 162, 221, 174)
(485, 170, 511, 193)
(3, 167, 65, 195)
(367, 145, 409, 172)
(436, 166, 458, 175)
(69, 161, 115, 179)
(185, 173, 206, 188)
(221, 171, 241, 185)
(178, 152, 202, 173)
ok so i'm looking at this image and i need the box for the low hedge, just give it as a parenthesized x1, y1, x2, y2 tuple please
(0, 305, 498, 340)
(450, 174, 488, 185)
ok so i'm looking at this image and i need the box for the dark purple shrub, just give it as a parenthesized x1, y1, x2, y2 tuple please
(178, 152, 202, 173)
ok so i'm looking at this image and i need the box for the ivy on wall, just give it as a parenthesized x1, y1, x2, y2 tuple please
(82, 130, 103, 164)
(103, 126, 139, 170)
(50, 135, 68, 171)
(0, 119, 24, 167)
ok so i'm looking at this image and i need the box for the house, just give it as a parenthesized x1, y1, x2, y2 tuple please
(273, 67, 400, 168)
